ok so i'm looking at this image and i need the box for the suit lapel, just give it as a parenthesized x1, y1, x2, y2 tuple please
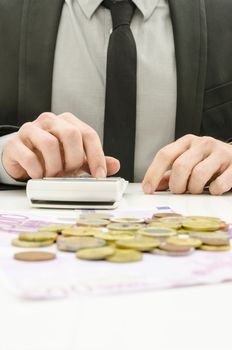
(18, 0, 64, 124)
(168, 0, 207, 138)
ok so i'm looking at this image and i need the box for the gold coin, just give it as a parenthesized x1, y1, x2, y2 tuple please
(140, 227, 176, 238)
(152, 248, 194, 257)
(14, 251, 56, 262)
(104, 230, 135, 236)
(12, 239, 54, 248)
(76, 246, 115, 260)
(19, 231, 58, 242)
(166, 236, 202, 248)
(177, 229, 190, 235)
(159, 216, 186, 224)
(200, 245, 231, 252)
(106, 249, 142, 263)
(62, 227, 101, 237)
(116, 237, 160, 251)
(38, 225, 73, 233)
(76, 218, 109, 227)
(107, 223, 141, 231)
(57, 236, 106, 252)
(94, 232, 135, 241)
(148, 221, 181, 230)
(110, 217, 144, 224)
(182, 220, 220, 232)
(79, 213, 113, 220)
(186, 216, 221, 222)
(189, 231, 230, 246)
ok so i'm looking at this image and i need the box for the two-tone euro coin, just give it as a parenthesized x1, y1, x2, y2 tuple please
(140, 227, 177, 238)
(57, 236, 106, 252)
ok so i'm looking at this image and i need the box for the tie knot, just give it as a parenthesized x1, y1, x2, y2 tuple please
(102, 0, 135, 30)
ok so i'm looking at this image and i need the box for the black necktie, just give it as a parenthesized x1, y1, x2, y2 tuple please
(103, 0, 137, 182)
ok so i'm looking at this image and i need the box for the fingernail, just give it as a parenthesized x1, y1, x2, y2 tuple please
(143, 182, 153, 194)
(95, 167, 106, 178)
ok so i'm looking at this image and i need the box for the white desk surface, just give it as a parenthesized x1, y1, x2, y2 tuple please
(0, 184, 232, 350)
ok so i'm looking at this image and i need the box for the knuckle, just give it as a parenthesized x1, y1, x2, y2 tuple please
(200, 136, 215, 147)
(156, 148, 169, 161)
(19, 122, 33, 134)
(63, 127, 81, 140)
(172, 159, 186, 173)
(82, 127, 98, 140)
(36, 112, 55, 124)
(43, 135, 59, 149)
(60, 112, 76, 122)
(191, 165, 205, 180)
(182, 134, 196, 142)
(24, 153, 37, 168)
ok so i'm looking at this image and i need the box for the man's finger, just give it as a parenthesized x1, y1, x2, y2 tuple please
(59, 113, 107, 178)
(35, 115, 85, 172)
(3, 139, 43, 180)
(209, 165, 232, 195)
(187, 153, 228, 194)
(80, 156, 120, 177)
(19, 123, 63, 177)
(169, 145, 210, 194)
(142, 135, 193, 194)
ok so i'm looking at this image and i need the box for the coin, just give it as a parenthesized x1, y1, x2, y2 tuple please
(199, 245, 231, 252)
(12, 239, 54, 248)
(14, 251, 56, 262)
(76, 218, 109, 227)
(57, 236, 106, 252)
(166, 236, 202, 248)
(152, 248, 194, 257)
(189, 231, 230, 246)
(148, 221, 182, 230)
(152, 213, 182, 219)
(38, 225, 73, 234)
(159, 242, 193, 253)
(79, 213, 113, 220)
(106, 249, 143, 263)
(186, 216, 221, 222)
(19, 231, 58, 242)
(62, 227, 101, 237)
(110, 217, 144, 224)
(140, 227, 176, 238)
(116, 237, 160, 251)
(182, 220, 220, 232)
(159, 216, 186, 224)
(107, 223, 142, 231)
(94, 232, 135, 241)
(76, 246, 115, 260)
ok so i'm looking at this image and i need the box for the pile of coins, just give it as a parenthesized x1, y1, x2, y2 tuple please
(12, 213, 231, 263)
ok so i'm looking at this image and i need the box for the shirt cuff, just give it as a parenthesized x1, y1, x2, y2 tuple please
(0, 134, 26, 186)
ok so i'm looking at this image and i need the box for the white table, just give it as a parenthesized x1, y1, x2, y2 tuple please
(0, 184, 232, 350)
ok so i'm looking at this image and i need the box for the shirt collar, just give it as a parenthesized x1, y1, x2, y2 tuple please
(77, 0, 160, 21)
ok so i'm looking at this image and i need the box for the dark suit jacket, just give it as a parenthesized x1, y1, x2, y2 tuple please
(0, 0, 232, 142)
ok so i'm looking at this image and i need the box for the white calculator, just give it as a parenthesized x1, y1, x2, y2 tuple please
(26, 177, 128, 209)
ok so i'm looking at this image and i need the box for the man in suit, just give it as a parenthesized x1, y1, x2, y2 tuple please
(0, 0, 232, 195)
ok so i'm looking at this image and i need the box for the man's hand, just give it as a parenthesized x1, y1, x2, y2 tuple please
(2, 112, 120, 181)
(142, 134, 232, 195)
